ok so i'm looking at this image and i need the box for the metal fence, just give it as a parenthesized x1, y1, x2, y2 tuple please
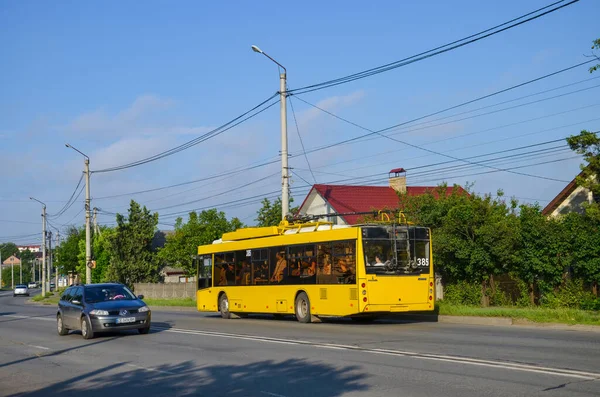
(133, 282, 197, 301)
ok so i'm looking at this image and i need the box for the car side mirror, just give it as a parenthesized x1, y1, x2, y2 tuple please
(137, 294, 144, 300)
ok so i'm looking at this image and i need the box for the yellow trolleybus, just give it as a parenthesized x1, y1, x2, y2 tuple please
(195, 212, 434, 323)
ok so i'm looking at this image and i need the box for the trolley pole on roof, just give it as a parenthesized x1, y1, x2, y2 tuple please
(251, 45, 289, 220)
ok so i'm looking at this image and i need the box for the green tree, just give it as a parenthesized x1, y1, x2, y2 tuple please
(55, 226, 84, 276)
(566, 130, 600, 218)
(512, 204, 566, 305)
(158, 209, 243, 275)
(76, 226, 114, 283)
(1, 265, 33, 287)
(588, 38, 599, 73)
(105, 200, 160, 287)
(0, 242, 19, 262)
(434, 192, 518, 305)
(564, 212, 600, 296)
(255, 197, 299, 227)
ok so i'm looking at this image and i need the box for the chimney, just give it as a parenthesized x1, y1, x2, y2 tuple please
(389, 168, 407, 194)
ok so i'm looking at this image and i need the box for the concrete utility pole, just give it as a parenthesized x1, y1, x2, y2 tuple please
(55, 231, 59, 288)
(66, 143, 92, 284)
(30, 197, 47, 296)
(251, 45, 289, 220)
(48, 231, 53, 290)
(19, 255, 22, 284)
(93, 207, 98, 234)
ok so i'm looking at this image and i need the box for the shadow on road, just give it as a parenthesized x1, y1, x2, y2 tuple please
(235, 312, 439, 326)
(0, 337, 119, 369)
(9, 358, 369, 396)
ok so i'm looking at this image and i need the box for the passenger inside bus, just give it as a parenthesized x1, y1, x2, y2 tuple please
(271, 252, 287, 283)
(237, 261, 251, 285)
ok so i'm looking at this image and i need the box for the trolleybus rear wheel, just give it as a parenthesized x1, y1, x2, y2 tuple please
(295, 292, 311, 323)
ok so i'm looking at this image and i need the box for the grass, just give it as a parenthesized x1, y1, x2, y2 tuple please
(436, 301, 600, 326)
(31, 292, 60, 305)
(143, 298, 196, 307)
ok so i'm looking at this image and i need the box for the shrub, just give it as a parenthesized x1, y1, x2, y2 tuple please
(443, 281, 482, 306)
(540, 279, 596, 309)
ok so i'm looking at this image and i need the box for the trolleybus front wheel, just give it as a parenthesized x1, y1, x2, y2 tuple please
(219, 293, 231, 319)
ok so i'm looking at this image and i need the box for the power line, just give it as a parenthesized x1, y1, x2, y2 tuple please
(48, 173, 84, 218)
(295, 96, 573, 183)
(155, 141, 582, 220)
(294, 108, 600, 176)
(288, 1, 581, 95)
(94, 158, 280, 200)
(92, 93, 280, 173)
(292, 62, 599, 156)
(92, 62, 594, 205)
(289, 96, 317, 184)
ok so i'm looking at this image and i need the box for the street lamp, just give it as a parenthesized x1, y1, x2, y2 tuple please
(251, 44, 289, 220)
(65, 143, 92, 284)
(30, 197, 47, 296)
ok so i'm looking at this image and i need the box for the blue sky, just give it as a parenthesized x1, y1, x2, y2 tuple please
(1, 0, 599, 244)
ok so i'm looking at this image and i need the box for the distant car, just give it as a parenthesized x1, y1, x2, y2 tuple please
(14, 284, 29, 297)
(56, 283, 151, 339)
(27, 282, 37, 289)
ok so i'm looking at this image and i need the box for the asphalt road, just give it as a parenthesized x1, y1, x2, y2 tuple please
(0, 292, 598, 397)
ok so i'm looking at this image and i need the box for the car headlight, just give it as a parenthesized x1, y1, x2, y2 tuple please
(138, 306, 150, 313)
(90, 309, 109, 316)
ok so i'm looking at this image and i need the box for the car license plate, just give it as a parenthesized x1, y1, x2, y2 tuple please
(117, 317, 136, 324)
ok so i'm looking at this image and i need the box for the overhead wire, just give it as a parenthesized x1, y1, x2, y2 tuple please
(288, 1, 581, 95)
(90, 62, 595, 205)
(92, 93, 280, 174)
(292, 69, 600, 156)
(294, 96, 573, 183)
(289, 96, 317, 184)
(47, 173, 84, 219)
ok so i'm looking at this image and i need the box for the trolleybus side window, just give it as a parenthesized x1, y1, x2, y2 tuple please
(317, 241, 356, 284)
(234, 250, 252, 286)
(251, 249, 269, 285)
(286, 244, 317, 285)
(214, 252, 235, 286)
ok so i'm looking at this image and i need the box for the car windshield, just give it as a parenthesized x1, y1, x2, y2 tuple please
(16, 284, 27, 288)
(84, 285, 136, 303)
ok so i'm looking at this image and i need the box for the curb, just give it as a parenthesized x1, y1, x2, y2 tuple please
(148, 306, 198, 312)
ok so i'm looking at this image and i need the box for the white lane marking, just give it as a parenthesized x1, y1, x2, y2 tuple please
(261, 391, 288, 397)
(2, 314, 54, 322)
(152, 326, 600, 381)
(27, 344, 50, 350)
(1, 313, 597, 381)
(126, 363, 176, 375)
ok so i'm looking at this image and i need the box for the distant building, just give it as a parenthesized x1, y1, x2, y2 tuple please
(298, 168, 465, 225)
(17, 245, 41, 253)
(542, 170, 597, 217)
(2, 255, 21, 267)
(160, 266, 196, 283)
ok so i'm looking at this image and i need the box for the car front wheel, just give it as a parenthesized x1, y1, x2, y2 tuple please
(81, 317, 95, 340)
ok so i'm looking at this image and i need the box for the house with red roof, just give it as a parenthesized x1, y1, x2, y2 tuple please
(297, 168, 464, 225)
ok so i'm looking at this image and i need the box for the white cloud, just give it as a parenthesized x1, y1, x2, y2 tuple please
(64, 94, 208, 139)
(296, 90, 365, 127)
(89, 136, 169, 171)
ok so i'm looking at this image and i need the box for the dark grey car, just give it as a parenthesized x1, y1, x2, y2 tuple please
(57, 283, 151, 339)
